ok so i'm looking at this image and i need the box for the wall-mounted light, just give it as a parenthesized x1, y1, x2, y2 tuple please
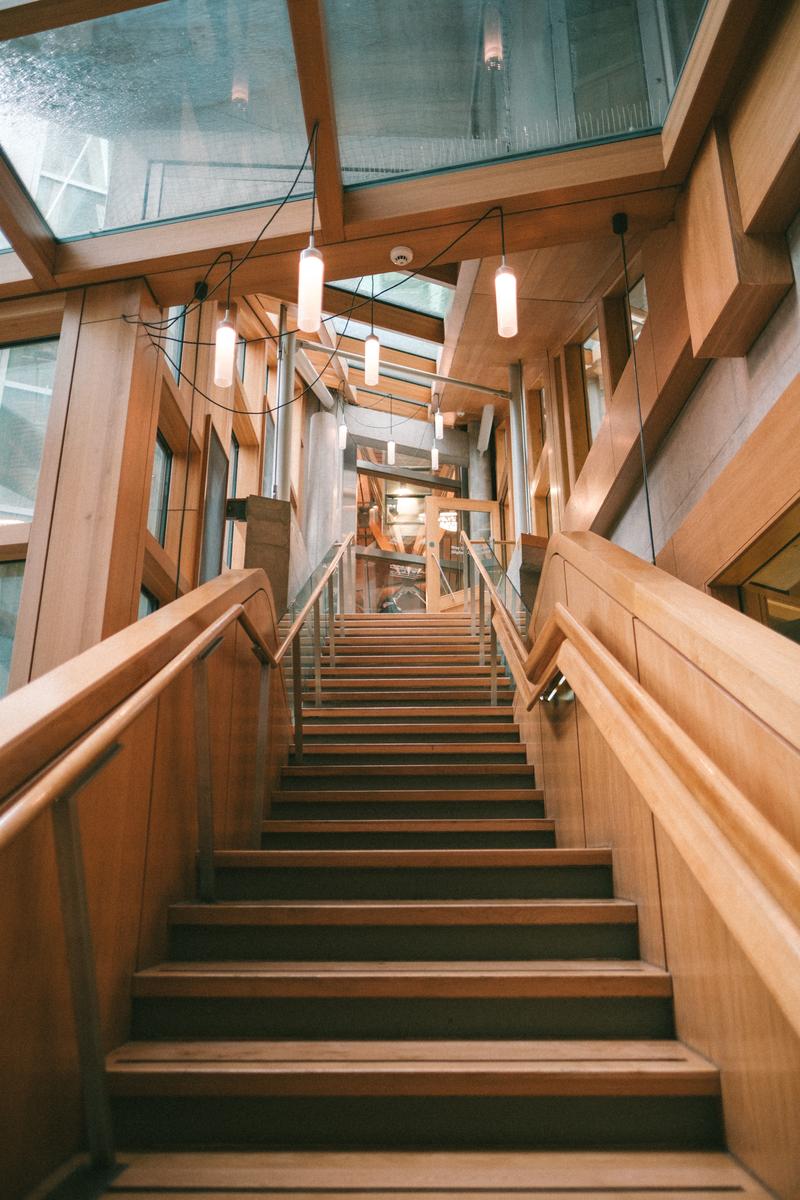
(214, 312, 236, 388)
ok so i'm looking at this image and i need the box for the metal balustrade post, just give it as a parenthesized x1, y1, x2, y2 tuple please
(470, 557, 477, 635)
(490, 615, 498, 706)
(313, 598, 322, 706)
(51, 778, 117, 1170)
(478, 576, 486, 666)
(292, 634, 304, 761)
(193, 645, 219, 903)
(251, 657, 271, 847)
(327, 576, 336, 668)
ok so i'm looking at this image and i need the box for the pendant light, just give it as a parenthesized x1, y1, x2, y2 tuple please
(494, 207, 517, 339)
(297, 125, 324, 333)
(338, 390, 348, 450)
(431, 446, 439, 471)
(214, 312, 236, 387)
(387, 395, 395, 465)
(433, 392, 444, 440)
(364, 277, 380, 386)
(483, 3, 504, 69)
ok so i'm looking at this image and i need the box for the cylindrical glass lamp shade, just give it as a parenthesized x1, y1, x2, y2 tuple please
(364, 333, 380, 386)
(338, 421, 348, 450)
(214, 318, 236, 388)
(495, 264, 518, 338)
(434, 410, 444, 440)
(387, 439, 396, 466)
(483, 4, 503, 67)
(431, 446, 440, 471)
(297, 243, 324, 332)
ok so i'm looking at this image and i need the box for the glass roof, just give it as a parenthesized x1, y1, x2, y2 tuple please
(0, 0, 310, 239)
(0, 0, 707, 245)
(327, 316, 441, 361)
(324, 0, 707, 186)
(331, 272, 454, 319)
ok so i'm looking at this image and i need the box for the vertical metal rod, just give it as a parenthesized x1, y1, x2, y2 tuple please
(51, 795, 116, 1170)
(292, 635, 304, 761)
(490, 616, 498, 706)
(327, 576, 336, 668)
(313, 598, 322, 706)
(193, 656, 216, 902)
(251, 659, 271, 847)
(478, 576, 486, 666)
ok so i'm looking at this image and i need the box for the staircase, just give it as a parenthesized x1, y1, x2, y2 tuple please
(104, 613, 767, 1197)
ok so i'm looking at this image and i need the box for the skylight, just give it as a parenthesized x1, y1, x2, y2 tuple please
(330, 273, 454, 320)
(326, 316, 441, 362)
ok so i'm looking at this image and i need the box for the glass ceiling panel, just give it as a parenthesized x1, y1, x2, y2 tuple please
(0, 0, 311, 239)
(331, 272, 454, 319)
(324, 0, 708, 186)
(326, 315, 441, 361)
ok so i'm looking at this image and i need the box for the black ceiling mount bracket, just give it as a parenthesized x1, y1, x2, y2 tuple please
(612, 212, 629, 236)
(193, 280, 209, 302)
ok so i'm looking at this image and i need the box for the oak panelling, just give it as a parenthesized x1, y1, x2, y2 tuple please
(634, 620, 800, 855)
(597, 294, 629, 396)
(0, 290, 65, 342)
(564, 562, 666, 967)
(560, 345, 589, 488)
(728, 0, 800, 234)
(677, 124, 792, 358)
(0, 521, 29, 559)
(667, 374, 800, 590)
(655, 827, 800, 1198)
(560, 419, 616, 534)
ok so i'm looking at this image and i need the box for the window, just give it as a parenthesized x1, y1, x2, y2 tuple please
(147, 431, 172, 546)
(0, 560, 24, 697)
(225, 433, 240, 568)
(236, 337, 247, 382)
(627, 277, 649, 345)
(262, 408, 276, 500)
(138, 586, 160, 620)
(0, 339, 58, 524)
(581, 328, 606, 444)
(165, 306, 186, 383)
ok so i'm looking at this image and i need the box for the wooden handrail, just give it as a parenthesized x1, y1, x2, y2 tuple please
(525, 601, 800, 1040)
(0, 603, 263, 853)
(274, 533, 354, 665)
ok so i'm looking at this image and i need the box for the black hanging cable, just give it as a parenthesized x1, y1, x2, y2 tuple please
(613, 212, 657, 566)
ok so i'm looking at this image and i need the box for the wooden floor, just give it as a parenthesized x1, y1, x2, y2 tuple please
(92, 615, 771, 1198)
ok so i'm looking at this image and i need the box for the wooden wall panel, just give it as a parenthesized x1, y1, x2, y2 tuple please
(656, 827, 800, 1197)
(728, 0, 800, 234)
(677, 123, 792, 359)
(564, 562, 666, 966)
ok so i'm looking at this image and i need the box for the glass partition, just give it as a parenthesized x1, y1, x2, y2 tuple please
(0, 559, 24, 697)
(0, 338, 58, 523)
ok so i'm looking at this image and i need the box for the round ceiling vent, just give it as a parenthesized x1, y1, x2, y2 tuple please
(390, 245, 414, 267)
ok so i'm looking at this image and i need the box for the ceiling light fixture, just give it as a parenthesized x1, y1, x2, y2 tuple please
(483, 3, 504, 69)
(297, 125, 323, 333)
(214, 255, 236, 388)
(494, 208, 517, 339)
(387, 394, 396, 465)
(364, 278, 380, 386)
(433, 392, 444, 441)
(431, 446, 440, 471)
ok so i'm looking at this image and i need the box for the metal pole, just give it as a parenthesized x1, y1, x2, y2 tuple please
(292, 635, 304, 761)
(470, 556, 477, 635)
(193, 649, 218, 902)
(327, 576, 336, 668)
(508, 361, 530, 537)
(251, 658, 271, 847)
(478, 576, 486, 666)
(313, 598, 322, 706)
(51, 788, 116, 1170)
(275, 318, 296, 502)
(490, 616, 498, 706)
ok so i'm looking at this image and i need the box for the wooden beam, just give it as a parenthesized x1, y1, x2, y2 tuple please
(322, 286, 444, 344)
(0, 152, 56, 289)
(357, 460, 461, 493)
(286, 0, 344, 244)
(0, 0, 164, 38)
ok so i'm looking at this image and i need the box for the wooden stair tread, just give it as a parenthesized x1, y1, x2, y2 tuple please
(302, 724, 520, 736)
(301, 707, 516, 718)
(213, 849, 611, 869)
(281, 764, 532, 778)
(272, 790, 542, 804)
(133, 959, 672, 998)
(169, 899, 638, 927)
(106, 1038, 719, 1097)
(104, 1148, 772, 1196)
(297, 743, 526, 756)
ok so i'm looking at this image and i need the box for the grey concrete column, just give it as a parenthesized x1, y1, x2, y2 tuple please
(508, 361, 530, 537)
(467, 418, 493, 541)
(302, 410, 341, 571)
(274, 315, 296, 503)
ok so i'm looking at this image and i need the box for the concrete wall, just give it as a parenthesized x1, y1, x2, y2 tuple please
(611, 210, 800, 561)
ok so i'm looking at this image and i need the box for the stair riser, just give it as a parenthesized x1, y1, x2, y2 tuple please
(290, 753, 529, 766)
(168, 923, 639, 963)
(304, 695, 515, 706)
(270, 802, 546, 819)
(261, 832, 557, 849)
(303, 732, 521, 744)
(212, 866, 613, 902)
(111, 1093, 723, 1151)
(132, 996, 675, 1042)
(279, 776, 535, 792)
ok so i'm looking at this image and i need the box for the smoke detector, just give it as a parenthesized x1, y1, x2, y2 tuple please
(390, 245, 414, 267)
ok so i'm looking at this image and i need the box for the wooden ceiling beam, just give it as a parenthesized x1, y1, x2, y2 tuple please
(0, 0, 164, 38)
(286, 0, 345, 245)
(0, 153, 57, 289)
